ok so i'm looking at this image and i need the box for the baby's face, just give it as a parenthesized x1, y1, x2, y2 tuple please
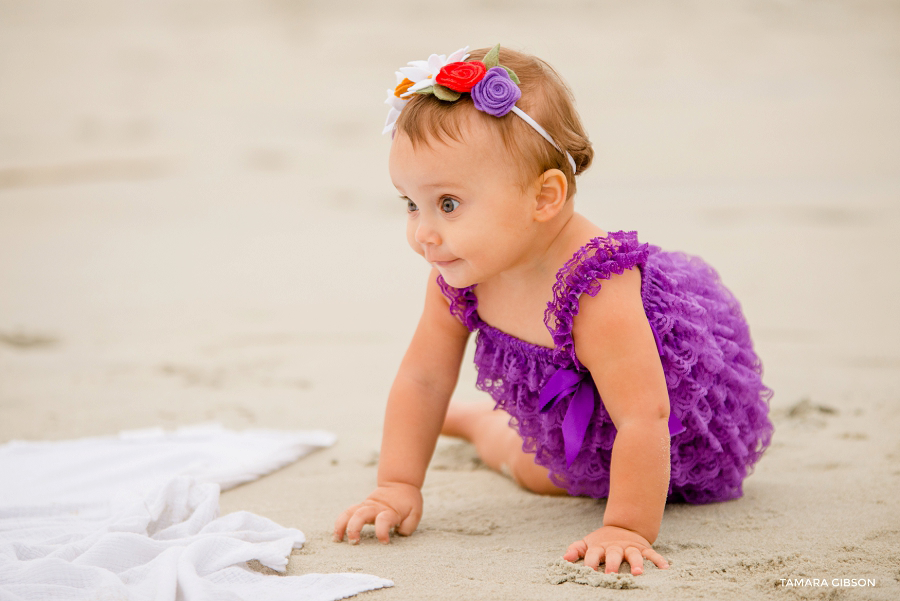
(389, 115, 539, 289)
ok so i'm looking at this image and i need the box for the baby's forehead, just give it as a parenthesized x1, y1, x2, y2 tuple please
(396, 116, 505, 164)
(389, 130, 521, 196)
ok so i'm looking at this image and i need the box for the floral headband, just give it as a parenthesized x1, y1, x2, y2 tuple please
(384, 44, 577, 174)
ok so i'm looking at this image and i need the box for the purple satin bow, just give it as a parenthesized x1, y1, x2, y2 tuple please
(538, 364, 686, 468)
(539, 367, 598, 467)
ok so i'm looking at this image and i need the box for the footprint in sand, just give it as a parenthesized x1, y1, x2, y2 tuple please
(0, 330, 59, 349)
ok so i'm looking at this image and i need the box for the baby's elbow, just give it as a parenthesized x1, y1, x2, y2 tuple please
(618, 401, 670, 431)
(655, 397, 671, 422)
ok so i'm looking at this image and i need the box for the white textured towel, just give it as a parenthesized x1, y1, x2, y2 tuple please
(0, 424, 393, 601)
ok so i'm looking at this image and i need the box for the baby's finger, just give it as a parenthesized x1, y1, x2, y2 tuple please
(584, 545, 605, 571)
(396, 509, 421, 537)
(345, 506, 379, 544)
(604, 545, 624, 574)
(624, 547, 644, 575)
(642, 547, 670, 569)
(563, 540, 587, 562)
(333, 505, 361, 542)
(374, 509, 400, 544)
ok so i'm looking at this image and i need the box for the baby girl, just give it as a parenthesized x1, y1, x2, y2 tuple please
(334, 44, 773, 575)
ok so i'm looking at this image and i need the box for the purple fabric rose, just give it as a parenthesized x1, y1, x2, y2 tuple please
(471, 67, 521, 117)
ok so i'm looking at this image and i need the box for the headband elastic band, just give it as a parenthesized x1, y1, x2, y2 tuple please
(510, 107, 577, 174)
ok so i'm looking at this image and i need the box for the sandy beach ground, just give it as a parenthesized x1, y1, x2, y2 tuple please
(1, 1, 899, 599)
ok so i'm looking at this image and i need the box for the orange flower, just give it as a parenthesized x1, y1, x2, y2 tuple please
(394, 78, 415, 98)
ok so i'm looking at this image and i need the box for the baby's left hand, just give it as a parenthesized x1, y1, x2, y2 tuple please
(563, 525, 670, 575)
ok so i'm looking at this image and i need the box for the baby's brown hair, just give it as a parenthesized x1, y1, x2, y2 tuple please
(395, 46, 593, 201)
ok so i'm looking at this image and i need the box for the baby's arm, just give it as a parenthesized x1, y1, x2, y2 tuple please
(334, 268, 469, 544)
(563, 266, 671, 574)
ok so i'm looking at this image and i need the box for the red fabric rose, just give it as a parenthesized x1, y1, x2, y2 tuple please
(435, 61, 487, 93)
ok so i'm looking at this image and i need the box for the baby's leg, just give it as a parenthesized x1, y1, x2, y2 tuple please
(442, 402, 567, 496)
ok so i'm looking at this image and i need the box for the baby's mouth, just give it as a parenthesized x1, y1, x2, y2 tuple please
(431, 258, 459, 267)
(425, 252, 459, 265)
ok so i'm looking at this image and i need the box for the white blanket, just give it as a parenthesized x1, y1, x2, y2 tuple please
(0, 424, 393, 601)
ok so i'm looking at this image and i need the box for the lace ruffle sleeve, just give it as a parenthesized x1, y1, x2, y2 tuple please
(543, 231, 650, 369)
(436, 274, 480, 332)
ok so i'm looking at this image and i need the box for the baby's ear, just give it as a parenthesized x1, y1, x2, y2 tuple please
(533, 168, 568, 222)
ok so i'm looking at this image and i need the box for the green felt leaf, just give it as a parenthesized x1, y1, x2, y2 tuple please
(483, 44, 501, 69)
(415, 86, 435, 96)
(502, 66, 520, 84)
(433, 84, 461, 102)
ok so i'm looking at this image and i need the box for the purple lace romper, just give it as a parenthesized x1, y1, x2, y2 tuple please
(437, 230, 773, 504)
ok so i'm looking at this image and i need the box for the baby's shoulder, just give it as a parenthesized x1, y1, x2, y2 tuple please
(560, 262, 653, 371)
(574, 266, 644, 324)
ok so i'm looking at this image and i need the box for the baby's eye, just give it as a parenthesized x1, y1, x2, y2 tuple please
(440, 197, 460, 213)
(405, 198, 418, 212)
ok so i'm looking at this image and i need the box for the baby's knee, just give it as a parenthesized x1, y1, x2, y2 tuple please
(509, 453, 567, 496)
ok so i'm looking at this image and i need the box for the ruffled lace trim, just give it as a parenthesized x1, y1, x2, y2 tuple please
(473, 326, 557, 408)
(543, 231, 650, 370)
(640, 251, 773, 503)
(436, 275, 479, 331)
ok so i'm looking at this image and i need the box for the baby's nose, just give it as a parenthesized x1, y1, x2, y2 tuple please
(414, 217, 441, 246)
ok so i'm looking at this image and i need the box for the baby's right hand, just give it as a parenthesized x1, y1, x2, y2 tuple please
(333, 482, 423, 545)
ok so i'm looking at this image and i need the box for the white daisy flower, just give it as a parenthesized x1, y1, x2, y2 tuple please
(383, 46, 470, 134)
(383, 72, 412, 134)
(399, 46, 470, 95)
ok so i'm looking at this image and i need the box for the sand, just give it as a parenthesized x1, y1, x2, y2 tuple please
(1, 1, 899, 599)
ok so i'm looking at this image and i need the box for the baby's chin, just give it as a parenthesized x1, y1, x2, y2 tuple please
(433, 262, 476, 289)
